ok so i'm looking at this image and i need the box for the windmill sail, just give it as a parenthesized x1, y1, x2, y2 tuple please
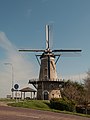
(52, 49, 82, 52)
(19, 49, 44, 52)
(46, 25, 50, 49)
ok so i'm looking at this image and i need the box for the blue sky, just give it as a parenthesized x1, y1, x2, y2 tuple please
(0, 0, 90, 97)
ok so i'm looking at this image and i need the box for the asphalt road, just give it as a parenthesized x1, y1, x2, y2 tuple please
(0, 106, 90, 120)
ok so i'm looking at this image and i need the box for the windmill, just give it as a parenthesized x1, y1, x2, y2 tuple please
(19, 25, 82, 100)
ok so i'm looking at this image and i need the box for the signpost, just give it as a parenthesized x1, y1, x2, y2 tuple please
(14, 84, 19, 102)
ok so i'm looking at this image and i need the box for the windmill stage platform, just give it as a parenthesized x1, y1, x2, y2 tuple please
(29, 78, 64, 100)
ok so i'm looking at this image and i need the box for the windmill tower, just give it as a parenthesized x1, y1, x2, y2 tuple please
(39, 25, 57, 81)
(19, 25, 81, 100)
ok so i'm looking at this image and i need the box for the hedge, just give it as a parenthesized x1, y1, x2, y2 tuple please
(50, 98, 75, 112)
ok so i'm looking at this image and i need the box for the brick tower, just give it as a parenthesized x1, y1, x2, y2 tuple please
(37, 50, 61, 100)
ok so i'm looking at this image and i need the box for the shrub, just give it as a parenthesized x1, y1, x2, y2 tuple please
(50, 98, 75, 112)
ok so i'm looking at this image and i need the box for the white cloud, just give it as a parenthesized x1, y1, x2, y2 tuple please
(0, 32, 36, 98)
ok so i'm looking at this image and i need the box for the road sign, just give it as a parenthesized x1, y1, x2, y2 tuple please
(14, 84, 19, 90)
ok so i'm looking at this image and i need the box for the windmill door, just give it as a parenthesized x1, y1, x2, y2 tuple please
(44, 91, 49, 100)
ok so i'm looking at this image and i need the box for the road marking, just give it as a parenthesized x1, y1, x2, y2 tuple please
(17, 114, 39, 119)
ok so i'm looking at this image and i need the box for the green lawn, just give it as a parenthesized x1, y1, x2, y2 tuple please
(0, 98, 15, 102)
(8, 100, 51, 110)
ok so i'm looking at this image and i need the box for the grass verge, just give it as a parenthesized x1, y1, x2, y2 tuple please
(8, 100, 51, 110)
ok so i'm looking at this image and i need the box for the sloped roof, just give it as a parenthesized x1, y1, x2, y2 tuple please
(19, 87, 36, 92)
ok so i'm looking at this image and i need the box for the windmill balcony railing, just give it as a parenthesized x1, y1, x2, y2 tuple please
(29, 78, 63, 82)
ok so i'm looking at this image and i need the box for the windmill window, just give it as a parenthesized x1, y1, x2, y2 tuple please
(44, 68, 47, 75)
(52, 94, 54, 98)
(44, 75, 48, 80)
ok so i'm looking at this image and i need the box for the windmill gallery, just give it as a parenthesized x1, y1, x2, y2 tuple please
(19, 25, 81, 100)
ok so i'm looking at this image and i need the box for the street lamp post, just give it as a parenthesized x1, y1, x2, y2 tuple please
(4, 63, 14, 99)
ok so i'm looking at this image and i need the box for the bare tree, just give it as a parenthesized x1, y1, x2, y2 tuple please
(60, 73, 90, 114)
(83, 70, 90, 114)
(61, 80, 85, 105)
(84, 70, 90, 95)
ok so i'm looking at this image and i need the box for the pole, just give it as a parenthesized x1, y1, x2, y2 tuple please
(11, 64, 14, 99)
(4, 63, 14, 99)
